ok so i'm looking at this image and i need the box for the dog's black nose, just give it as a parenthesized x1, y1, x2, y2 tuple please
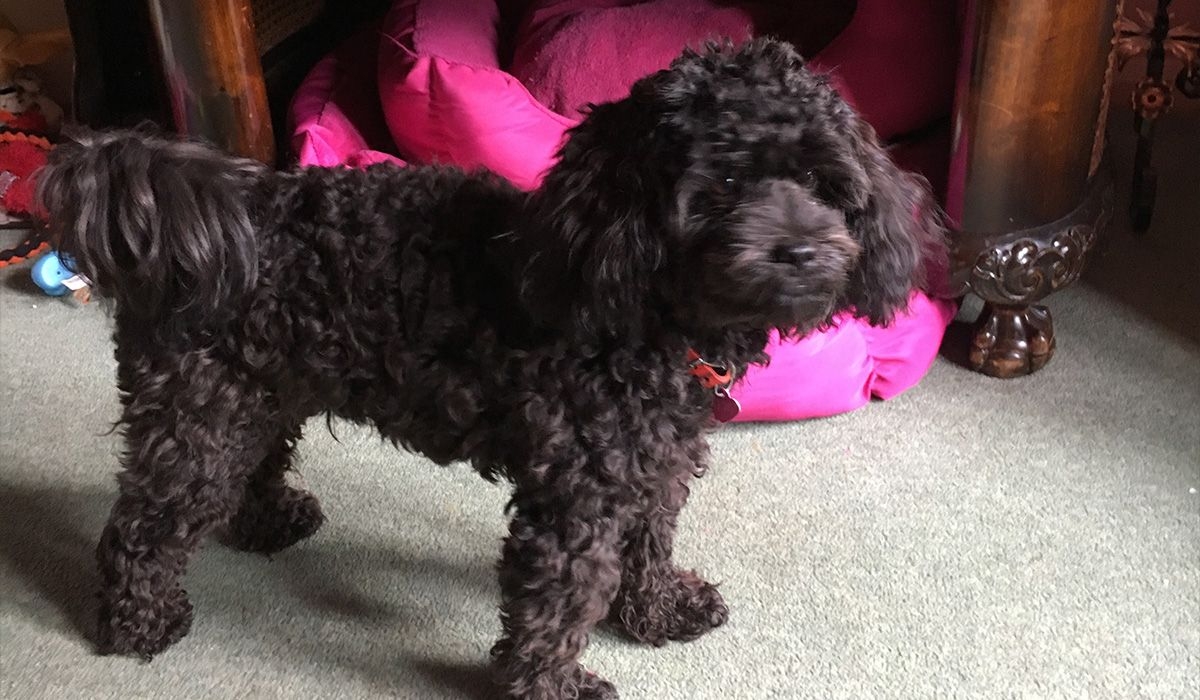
(771, 245, 813, 267)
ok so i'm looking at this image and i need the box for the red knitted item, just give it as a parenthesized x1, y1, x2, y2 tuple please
(0, 132, 52, 218)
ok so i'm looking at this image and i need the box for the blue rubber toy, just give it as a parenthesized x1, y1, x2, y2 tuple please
(31, 251, 78, 296)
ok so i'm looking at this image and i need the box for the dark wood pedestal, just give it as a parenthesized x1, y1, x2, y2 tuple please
(946, 0, 1122, 378)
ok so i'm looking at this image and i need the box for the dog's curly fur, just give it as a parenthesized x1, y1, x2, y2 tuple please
(38, 40, 945, 699)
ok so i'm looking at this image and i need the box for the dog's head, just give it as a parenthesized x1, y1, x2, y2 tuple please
(520, 38, 947, 338)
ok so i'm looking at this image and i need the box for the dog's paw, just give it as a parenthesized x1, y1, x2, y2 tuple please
(97, 589, 193, 660)
(663, 570, 728, 642)
(498, 662, 618, 700)
(574, 670, 619, 700)
(610, 569, 728, 646)
(224, 487, 324, 555)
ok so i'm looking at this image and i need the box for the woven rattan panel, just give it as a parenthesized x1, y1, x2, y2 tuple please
(251, 0, 325, 54)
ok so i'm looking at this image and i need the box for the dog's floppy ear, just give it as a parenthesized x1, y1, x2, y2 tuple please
(842, 118, 949, 325)
(520, 92, 677, 337)
(37, 128, 263, 322)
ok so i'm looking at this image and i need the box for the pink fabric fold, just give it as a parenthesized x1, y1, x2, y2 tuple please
(732, 293, 957, 421)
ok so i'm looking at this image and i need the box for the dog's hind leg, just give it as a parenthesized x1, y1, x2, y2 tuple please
(608, 471, 728, 646)
(224, 423, 325, 555)
(96, 354, 277, 659)
(491, 488, 625, 700)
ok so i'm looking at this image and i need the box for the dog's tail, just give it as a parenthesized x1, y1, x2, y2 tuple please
(37, 129, 266, 321)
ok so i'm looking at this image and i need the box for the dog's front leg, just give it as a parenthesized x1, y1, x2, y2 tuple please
(96, 356, 276, 659)
(608, 467, 728, 646)
(491, 489, 624, 700)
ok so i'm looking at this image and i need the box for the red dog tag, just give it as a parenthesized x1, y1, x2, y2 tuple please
(712, 388, 741, 422)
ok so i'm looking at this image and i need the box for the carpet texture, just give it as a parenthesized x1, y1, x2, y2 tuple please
(1, 94, 1197, 700)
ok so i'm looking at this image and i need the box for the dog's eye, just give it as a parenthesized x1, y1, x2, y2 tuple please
(700, 176, 734, 201)
(707, 177, 736, 199)
(801, 168, 818, 185)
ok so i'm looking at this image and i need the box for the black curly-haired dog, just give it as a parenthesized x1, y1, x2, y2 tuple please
(38, 40, 944, 699)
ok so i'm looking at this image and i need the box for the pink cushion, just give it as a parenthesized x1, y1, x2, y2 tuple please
(806, 0, 961, 141)
(378, 0, 576, 189)
(507, 0, 959, 140)
(509, 0, 759, 117)
(733, 293, 956, 421)
(375, 0, 958, 187)
(291, 0, 958, 422)
(289, 26, 405, 168)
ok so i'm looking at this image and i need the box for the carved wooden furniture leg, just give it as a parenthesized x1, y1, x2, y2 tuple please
(946, 0, 1122, 379)
(970, 305, 1054, 376)
(145, 0, 274, 163)
(955, 172, 1114, 377)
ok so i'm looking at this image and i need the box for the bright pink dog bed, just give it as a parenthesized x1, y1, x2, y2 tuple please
(290, 0, 958, 421)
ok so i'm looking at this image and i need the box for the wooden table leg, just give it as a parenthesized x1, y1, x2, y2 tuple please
(145, 0, 274, 164)
(946, 0, 1122, 378)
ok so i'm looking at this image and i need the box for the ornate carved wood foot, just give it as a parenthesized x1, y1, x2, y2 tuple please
(970, 304, 1054, 378)
(950, 167, 1113, 379)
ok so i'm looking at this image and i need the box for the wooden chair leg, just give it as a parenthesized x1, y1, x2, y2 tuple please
(145, 0, 274, 164)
